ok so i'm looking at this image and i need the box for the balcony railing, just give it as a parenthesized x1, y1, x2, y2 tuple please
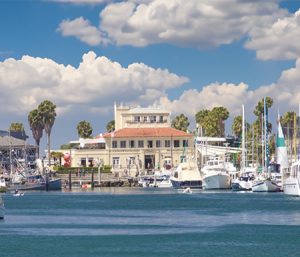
(127, 119, 168, 124)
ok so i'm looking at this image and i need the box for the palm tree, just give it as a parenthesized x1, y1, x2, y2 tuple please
(106, 120, 115, 132)
(195, 109, 210, 135)
(211, 106, 229, 137)
(281, 111, 296, 138)
(38, 100, 56, 166)
(28, 109, 44, 158)
(232, 115, 243, 138)
(252, 97, 273, 164)
(76, 120, 93, 138)
(171, 114, 190, 132)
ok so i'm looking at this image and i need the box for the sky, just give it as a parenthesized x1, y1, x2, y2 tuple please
(1, 0, 300, 153)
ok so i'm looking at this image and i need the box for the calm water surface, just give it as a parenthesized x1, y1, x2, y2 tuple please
(1, 188, 300, 257)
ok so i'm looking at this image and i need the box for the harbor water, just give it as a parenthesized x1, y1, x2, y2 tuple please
(1, 188, 300, 257)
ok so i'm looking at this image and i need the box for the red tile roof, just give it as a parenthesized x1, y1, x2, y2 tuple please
(103, 127, 193, 138)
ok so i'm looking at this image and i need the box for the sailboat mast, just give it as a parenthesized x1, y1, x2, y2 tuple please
(241, 105, 245, 172)
(264, 97, 269, 174)
(294, 112, 297, 162)
(261, 113, 264, 171)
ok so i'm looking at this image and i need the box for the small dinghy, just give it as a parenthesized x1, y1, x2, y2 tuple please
(182, 187, 192, 194)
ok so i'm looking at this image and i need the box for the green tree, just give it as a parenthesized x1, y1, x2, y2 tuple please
(211, 107, 229, 137)
(252, 97, 274, 165)
(171, 114, 190, 132)
(232, 115, 250, 139)
(51, 151, 64, 167)
(195, 109, 209, 135)
(9, 122, 24, 132)
(106, 120, 115, 132)
(77, 120, 93, 138)
(38, 100, 56, 167)
(28, 109, 44, 158)
(281, 111, 296, 139)
(195, 107, 229, 137)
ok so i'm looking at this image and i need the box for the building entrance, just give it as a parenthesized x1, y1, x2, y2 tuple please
(144, 155, 155, 170)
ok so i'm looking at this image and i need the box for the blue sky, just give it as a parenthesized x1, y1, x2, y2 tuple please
(1, 0, 300, 153)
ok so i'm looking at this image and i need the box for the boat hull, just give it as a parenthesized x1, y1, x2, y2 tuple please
(283, 177, 300, 196)
(231, 180, 252, 191)
(170, 179, 202, 189)
(203, 173, 230, 190)
(252, 179, 280, 192)
(10, 178, 62, 191)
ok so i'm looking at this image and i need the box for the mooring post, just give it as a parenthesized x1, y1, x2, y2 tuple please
(91, 169, 94, 189)
(68, 171, 72, 190)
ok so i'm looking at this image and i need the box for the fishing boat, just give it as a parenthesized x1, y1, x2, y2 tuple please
(10, 174, 62, 191)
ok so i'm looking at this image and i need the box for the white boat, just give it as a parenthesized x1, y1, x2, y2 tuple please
(0, 177, 7, 192)
(252, 176, 280, 192)
(170, 160, 202, 188)
(283, 160, 300, 196)
(232, 169, 256, 191)
(157, 177, 172, 188)
(0, 195, 4, 219)
(252, 98, 280, 193)
(201, 156, 231, 190)
(182, 187, 192, 194)
(232, 105, 256, 191)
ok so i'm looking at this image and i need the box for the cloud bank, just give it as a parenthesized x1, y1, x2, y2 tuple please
(156, 57, 300, 120)
(56, 0, 300, 62)
(0, 51, 188, 115)
(57, 0, 287, 50)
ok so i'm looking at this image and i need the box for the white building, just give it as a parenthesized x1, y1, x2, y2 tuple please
(60, 104, 194, 176)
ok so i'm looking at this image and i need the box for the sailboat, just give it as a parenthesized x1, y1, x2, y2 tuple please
(232, 105, 256, 191)
(252, 98, 280, 192)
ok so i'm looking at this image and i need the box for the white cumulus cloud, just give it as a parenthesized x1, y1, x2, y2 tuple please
(156, 58, 300, 124)
(57, 0, 286, 48)
(57, 17, 107, 46)
(246, 9, 300, 60)
(50, 0, 110, 4)
(0, 51, 188, 115)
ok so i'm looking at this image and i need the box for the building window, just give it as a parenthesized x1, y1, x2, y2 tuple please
(147, 140, 153, 148)
(88, 158, 93, 167)
(143, 116, 147, 122)
(156, 140, 161, 148)
(120, 140, 126, 148)
(112, 157, 120, 168)
(112, 140, 117, 148)
(174, 140, 180, 147)
(80, 158, 86, 167)
(159, 115, 164, 122)
(182, 140, 188, 147)
(138, 140, 144, 148)
(134, 116, 140, 122)
(129, 140, 135, 148)
(150, 116, 156, 123)
(165, 140, 171, 147)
